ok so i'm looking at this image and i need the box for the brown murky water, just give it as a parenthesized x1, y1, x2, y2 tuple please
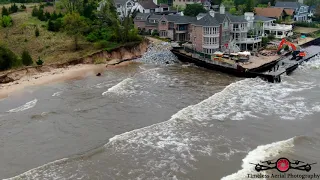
(1, 53, 320, 180)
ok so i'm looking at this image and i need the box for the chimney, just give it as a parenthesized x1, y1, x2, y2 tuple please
(209, 10, 215, 17)
(220, 4, 225, 14)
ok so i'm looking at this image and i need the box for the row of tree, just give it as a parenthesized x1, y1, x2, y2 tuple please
(0, 45, 36, 71)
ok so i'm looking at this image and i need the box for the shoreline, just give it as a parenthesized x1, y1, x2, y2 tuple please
(0, 38, 157, 99)
(0, 61, 140, 99)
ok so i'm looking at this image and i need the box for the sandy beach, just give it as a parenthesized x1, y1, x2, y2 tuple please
(0, 61, 139, 99)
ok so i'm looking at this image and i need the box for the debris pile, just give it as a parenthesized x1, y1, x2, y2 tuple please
(135, 41, 179, 65)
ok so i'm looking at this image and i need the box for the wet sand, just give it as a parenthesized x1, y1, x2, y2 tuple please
(0, 61, 139, 99)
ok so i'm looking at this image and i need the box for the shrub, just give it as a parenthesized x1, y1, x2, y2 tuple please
(36, 57, 43, 65)
(94, 40, 109, 49)
(48, 19, 54, 31)
(50, 11, 58, 20)
(9, 3, 18, 14)
(151, 29, 159, 37)
(262, 37, 269, 47)
(48, 18, 62, 32)
(1, 15, 12, 28)
(32, 7, 38, 17)
(20, 4, 26, 10)
(2, 6, 9, 16)
(86, 31, 99, 42)
(21, 50, 33, 66)
(294, 22, 319, 28)
(45, 11, 51, 20)
(35, 27, 40, 37)
(268, 34, 275, 40)
(37, 8, 45, 21)
(0, 45, 20, 70)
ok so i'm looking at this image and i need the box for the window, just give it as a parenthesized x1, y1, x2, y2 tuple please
(150, 9, 155, 12)
(116, 4, 121, 8)
(203, 48, 217, 55)
(203, 27, 218, 35)
(163, 8, 168, 11)
(160, 30, 168, 37)
(161, 21, 166, 25)
(203, 37, 218, 45)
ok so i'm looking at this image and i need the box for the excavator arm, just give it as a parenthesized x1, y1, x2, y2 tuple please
(277, 39, 297, 52)
(277, 39, 306, 60)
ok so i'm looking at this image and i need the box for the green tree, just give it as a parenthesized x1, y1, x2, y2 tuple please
(21, 50, 33, 66)
(50, 11, 58, 20)
(245, 0, 254, 12)
(32, 6, 38, 17)
(229, 7, 237, 15)
(36, 57, 43, 65)
(257, 4, 267, 8)
(37, 8, 45, 21)
(35, 27, 40, 37)
(58, 0, 83, 13)
(45, 11, 51, 20)
(183, 4, 207, 17)
(2, 6, 9, 16)
(20, 4, 26, 10)
(9, 3, 18, 13)
(0, 45, 19, 70)
(1, 15, 12, 27)
(63, 12, 88, 50)
(237, 4, 246, 15)
(221, 0, 234, 11)
(1, 15, 12, 38)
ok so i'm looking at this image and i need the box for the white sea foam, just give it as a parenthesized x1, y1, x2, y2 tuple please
(4, 158, 69, 180)
(102, 77, 135, 96)
(7, 99, 38, 113)
(6, 72, 319, 179)
(101, 68, 162, 96)
(52, 91, 63, 97)
(221, 138, 295, 180)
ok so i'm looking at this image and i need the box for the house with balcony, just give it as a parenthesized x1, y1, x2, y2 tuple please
(274, 1, 309, 21)
(134, 13, 163, 34)
(158, 15, 196, 41)
(257, 16, 293, 39)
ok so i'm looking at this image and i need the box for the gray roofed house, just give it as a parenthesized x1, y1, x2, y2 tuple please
(274, 1, 302, 9)
(226, 12, 247, 23)
(164, 15, 197, 24)
(138, 0, 158, 9)
(134, 13, 151, 21)
(274, 1, 309, 21)
(214, 12, 228, 24)
(149, 14, 163, 19)
(253, 15, 274, 22)
(193, 14, 219, 26)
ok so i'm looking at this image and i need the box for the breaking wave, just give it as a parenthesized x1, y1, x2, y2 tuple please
(101, 68, 162, 96)
(52, 91, 63, 97)
(6, 55, 320, 179)
(221, 138, 295, 180)
(7, 99, 38, 113)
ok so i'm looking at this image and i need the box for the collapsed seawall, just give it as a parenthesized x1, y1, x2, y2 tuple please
(0, 40, 149, 84)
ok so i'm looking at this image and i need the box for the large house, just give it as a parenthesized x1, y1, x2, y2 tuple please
(98, 0, 170, 18)
(134, 5, 293, 53)
(274, 0, 309, 21)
